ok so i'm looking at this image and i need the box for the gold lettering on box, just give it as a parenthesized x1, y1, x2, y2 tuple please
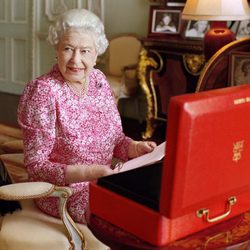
(234, 97, 250, 105)
(233, 140, 244, 162)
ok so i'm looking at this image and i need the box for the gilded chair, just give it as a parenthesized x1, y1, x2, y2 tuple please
(0, 154, 109, 250)
(102, 33, 142, 103)
(136, 47, 165, 140)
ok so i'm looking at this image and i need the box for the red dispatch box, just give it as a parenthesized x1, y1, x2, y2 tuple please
(89, 84, 250, 246)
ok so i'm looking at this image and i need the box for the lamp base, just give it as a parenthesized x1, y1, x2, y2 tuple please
(204, 21, 236, 61)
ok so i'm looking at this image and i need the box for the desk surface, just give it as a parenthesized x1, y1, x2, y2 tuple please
(89, 212, 250, 250)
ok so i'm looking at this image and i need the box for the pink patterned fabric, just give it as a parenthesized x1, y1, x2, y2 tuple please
(18, 65, 132, 223)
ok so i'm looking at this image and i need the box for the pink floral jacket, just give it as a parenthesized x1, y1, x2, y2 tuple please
(18, 65, 131, 223)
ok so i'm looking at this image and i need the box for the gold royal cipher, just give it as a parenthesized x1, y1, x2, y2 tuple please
(233, 140, 244, 163)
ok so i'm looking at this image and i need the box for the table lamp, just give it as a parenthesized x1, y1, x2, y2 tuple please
(182, 0, 250, 61)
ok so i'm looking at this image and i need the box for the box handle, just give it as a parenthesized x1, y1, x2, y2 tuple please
(196, 196, 237, 223)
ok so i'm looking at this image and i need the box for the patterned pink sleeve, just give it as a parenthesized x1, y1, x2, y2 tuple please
(113, 135, 133, 161)
(18, 79, 67, 186)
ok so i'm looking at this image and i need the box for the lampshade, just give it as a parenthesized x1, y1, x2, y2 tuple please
(182, 0, 250, 21)
(182, 0, 250, 61)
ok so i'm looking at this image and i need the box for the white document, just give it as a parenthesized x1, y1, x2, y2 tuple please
(118, 141, 166, 173)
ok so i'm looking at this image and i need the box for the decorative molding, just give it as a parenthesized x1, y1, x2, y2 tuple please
(0, 0, 8, 23)
(45, 0, 84, 22)
(0, 0, 31, 94)
(137, 48, 163, 139)
(87, 0, 104, 22)
(45, 0, 68, 22)
(11, 37, 28, 84)
(183, 53, 206, 76)
(11, 0, 28, 24)
(31, 0, 36, 79)
(0, 37, 7, 81)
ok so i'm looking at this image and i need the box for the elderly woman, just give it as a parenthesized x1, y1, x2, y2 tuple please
(17, 8, 156, 224)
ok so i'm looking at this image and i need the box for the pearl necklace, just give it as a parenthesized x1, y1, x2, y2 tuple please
(66, 78, 88, 98)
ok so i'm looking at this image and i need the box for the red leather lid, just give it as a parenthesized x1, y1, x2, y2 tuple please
(160, 84, 250, 218)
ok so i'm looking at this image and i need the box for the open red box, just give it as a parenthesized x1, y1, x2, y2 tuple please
(90, 84, 250, 246)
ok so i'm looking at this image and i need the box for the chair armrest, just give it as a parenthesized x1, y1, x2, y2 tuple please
(122, 64, 137, 78)
(122, 64, 137, 71)
(120, 64, 139, 97)
(0, 182, 87, 250)
(0, 182, 56, 200)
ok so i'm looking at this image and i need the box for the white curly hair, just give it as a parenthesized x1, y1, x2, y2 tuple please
(47, 8, 109, 55)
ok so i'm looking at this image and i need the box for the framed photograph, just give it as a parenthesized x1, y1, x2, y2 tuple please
(236, 20, 250, 39)
(185, 20, 209, 39)
(229, 52, 250, 86)
(148, 6, 182, 36)
(228, 21, 239, 34)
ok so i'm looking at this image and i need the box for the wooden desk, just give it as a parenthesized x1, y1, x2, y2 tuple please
(89, 211, 250, 250)
(138, 37, 205, 139)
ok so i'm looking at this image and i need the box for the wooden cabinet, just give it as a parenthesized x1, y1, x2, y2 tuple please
(138, 37, 205, 138)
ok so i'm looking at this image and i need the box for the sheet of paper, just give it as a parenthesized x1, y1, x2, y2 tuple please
(118, 141, 166, 173)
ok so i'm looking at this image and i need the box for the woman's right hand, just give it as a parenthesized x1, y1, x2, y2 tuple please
(84, 164, 117, 181)
(65, 164, 117, 184)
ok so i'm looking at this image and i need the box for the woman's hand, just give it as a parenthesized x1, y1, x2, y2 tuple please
(128, 140, 157, 159)
(65, 164, 117, 184)
(136, 141, 157, 156)
(83, 164, 118, 180)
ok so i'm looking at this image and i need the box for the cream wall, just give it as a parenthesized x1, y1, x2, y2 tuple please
(104, 0, 150, 38)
